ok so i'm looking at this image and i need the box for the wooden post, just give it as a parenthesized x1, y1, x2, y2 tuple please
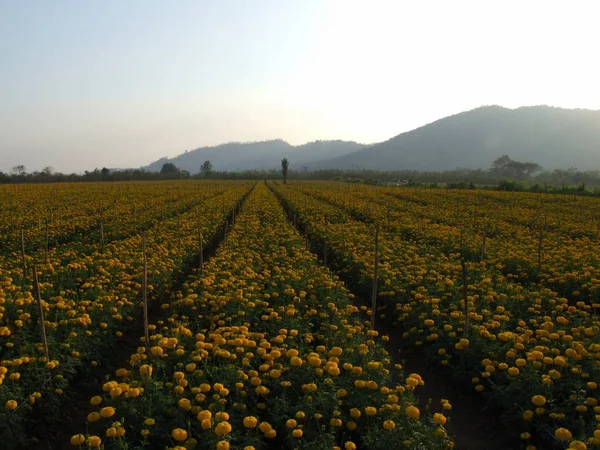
(461, 258, 469, 335)
(323, 215, 328, 268)
(537, 225, 544, 272)
(20, 228, 27, 278)
(370, 222, 380, 330)
(177, 215, 182, 252)
(33, 266, 50, 362)
(481, 232, 487, 260)
(44, 219, 49, 265)
(387, 205, 391, 230)
(99, 216, 105, 249)
(142, 234, 150, 353)
(199, 230, 204, 271)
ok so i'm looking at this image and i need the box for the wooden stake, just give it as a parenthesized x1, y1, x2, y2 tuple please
(461, 258, 469, 335)
(142, 234, 150, 353)
(537, 225, 544, 272)
(387, 205, 391, 230)
(44, 219, 49, 265)
(177, 215, 182, 252)
(99, 217, 105, 249)
(323, 215, 328, 268)
(33, 266, 50, 362)
(20, 228, 27, 278)
(481, 232, 487, 260)
(199, 230, 204, 271)
(370, 222, 380, 330)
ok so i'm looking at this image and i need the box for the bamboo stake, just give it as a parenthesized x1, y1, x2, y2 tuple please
(142, 234, 150, 353)
(20, 228, 27, 278)
(370, 222, 380, 330)
(33, 265, 50, 362)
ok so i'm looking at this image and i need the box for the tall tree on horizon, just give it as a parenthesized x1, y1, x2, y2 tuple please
(281, 158, 289, 184)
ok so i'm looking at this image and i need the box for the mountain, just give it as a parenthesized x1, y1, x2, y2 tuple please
(311, 106, 600, 171)
(144, 139, 366, 173)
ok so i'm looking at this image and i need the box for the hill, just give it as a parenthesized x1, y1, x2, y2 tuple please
(311, 106, 600, 171)
(144, 139, 366, 173)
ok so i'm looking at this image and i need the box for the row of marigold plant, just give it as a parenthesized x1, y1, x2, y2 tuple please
(0, 181, 253, 447)
(69, 183, 453, 450)
(270, 181, 600, 450)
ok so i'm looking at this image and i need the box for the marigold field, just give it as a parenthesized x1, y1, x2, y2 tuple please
(0, 180, 598, 450)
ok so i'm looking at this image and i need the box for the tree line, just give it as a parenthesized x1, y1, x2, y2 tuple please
(3, 156, 600, 193)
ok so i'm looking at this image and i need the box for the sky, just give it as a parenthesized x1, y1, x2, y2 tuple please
(1, 0, 599, 173)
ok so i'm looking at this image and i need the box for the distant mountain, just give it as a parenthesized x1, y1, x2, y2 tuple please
(311, 106, 600, 171)
(143, 139, 366, 173)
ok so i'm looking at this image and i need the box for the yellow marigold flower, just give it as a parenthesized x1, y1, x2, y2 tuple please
(350, 408, 361, 418)
(70, 434, 85, 445)
(365, 406, 377, 416)
(90, 396, 102, 406)
(139, 364, 153, 378)
(144, 418, 155, 426)
(405, 405, 420, 419)
(87, 436, 102, 448)
(344, 442, 357, 450)
(286, 419, 297, 428)
(215, 422, 232, 437)
(531, 395, 546, 406)
(507, 367, 520, 376)
(259, 422, 272, 433)
(243, 416, 258, 428)
(262, 429, 275, 438)
(433, 413, 447, 425)
(5, 400, 18, 410)
(383, 420, 396, 430)
(555, 428, 572, 441)
(216, 441, 230, 450)
(87, 412, 101, 422)
(292, 428, 303, 438)
(100, 407, 116, 418)
(171, 428, 188, 442)
(290, 357, 303, 367)
(106, 427, 118, 438)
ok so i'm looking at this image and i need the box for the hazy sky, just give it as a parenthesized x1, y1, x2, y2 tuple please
(1, 0, 599, 173)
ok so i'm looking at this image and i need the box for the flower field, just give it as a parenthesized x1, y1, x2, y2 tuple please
(271, 181, 600, 449)
(1, 180, 598, 449)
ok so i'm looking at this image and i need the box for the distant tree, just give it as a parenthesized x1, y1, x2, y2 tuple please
(101, 167, 110, 179)
(200, 160, 213, 177)
(11, 165, 26, 176)
(281, 158, 289, 184)
(491, 155, 542, 179)
(41, 166, 53, 176)
(160, 163, 180, 175)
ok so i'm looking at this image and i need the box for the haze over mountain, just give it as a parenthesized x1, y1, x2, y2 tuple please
(311, 106, 600, 171)
(144, 140, 367, 173)
(144, 106, 600, 173)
